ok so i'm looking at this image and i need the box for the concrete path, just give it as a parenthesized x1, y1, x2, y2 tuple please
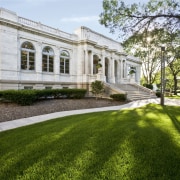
(0, 98, 180, 132)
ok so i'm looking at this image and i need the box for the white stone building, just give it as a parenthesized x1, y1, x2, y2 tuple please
(0, 8, 142, 96)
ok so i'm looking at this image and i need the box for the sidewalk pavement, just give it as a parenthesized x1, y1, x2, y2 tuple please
(0, 98, 180, 132)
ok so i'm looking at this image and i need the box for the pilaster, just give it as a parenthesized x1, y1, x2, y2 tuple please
(54, 46, 60, 81)
(35, 42, 42, 81)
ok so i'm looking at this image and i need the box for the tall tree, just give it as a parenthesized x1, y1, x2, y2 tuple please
(123, 29, 166, 85)
(99, 0, 180, 41)
(165, 32, 180, 95)
(123, 28, 180, 90)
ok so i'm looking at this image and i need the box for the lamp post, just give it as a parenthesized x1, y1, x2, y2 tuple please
(160, 46, 165, 106)
(147, 37, 151, 84)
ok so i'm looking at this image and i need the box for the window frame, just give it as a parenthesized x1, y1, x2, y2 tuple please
(42, 46, 54, 73)
(21, 41, 35, 71)
(60, 50, 70, 74)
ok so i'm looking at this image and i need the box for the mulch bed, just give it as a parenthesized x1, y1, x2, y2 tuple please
(0, 98, 127, 122)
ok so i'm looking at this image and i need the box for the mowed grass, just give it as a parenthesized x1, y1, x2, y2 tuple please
(0, 104, 180, 180)
(167, 95, 180, 99)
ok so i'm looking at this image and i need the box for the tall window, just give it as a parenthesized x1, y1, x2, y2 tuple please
(60, 50, 70, 74)
(42, 46, 54, 72)
(21, 41, 35, 70)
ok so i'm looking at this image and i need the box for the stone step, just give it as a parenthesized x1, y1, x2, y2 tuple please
(108, 83, 157, 101)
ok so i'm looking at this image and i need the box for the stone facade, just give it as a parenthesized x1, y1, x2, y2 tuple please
(0, 8, 141, 91)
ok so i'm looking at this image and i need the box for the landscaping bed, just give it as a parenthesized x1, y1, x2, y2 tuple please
(0, 98, 127, 122)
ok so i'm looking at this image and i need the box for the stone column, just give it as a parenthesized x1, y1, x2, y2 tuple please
(84, 49, 89, 74)
(124, 60, 127, 78)
(120, 60, 123, 80)
(101, 54, 105, 76)
(90, 51, 94, 75)
(111, 58, 115, 83)
(117, 60, 121, 83)
(136, 65, 141, 84)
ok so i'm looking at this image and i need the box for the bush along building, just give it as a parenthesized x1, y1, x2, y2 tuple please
(0, 8, 156, 100)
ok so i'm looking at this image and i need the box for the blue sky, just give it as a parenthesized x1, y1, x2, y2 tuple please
(0, 0, 148, 41)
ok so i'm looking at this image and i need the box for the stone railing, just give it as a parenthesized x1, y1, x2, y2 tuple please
(76, 27, 123, 52)
(18, 17, 77, 40)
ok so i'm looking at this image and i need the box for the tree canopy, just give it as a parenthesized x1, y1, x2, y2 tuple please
(99, 0, 180, 41)
(123, 28, 180, 93)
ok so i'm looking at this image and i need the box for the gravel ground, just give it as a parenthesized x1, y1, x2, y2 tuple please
(0, 98, 127, 122)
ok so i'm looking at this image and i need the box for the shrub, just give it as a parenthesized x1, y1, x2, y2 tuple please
(1, 88, 87, 105)
(110, 94, 127, 101)
(0, 91, 3, 98)
(67, 89, 87, 99)
(34, 89, 53, 99)
(143, 84, 153, 90)
(91, 81, 104, 99)
(2, 90, 37, 105)
(156, 90, 161, 97)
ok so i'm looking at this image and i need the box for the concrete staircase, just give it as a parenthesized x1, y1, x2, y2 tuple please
(106, 83, 157, 101)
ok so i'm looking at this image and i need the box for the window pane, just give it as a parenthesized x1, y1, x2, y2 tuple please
(21, 51, 28, 70)
(29, 52, 35, 70)
(21, 42, 35, 71)
(43, 46, 54, 55)
(24, 86, 33, 89)
(42, 54, 48, 71)
(65, 59, 69, 74)
(49, 56, 54, 72)
(60, 50, 69, 57)
(22, 42, 34, 50)
(45, 87, 52, 89)
(60, 58, 64, 73)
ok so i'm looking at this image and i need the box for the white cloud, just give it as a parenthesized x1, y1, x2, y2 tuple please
(60, 16, 99, 23)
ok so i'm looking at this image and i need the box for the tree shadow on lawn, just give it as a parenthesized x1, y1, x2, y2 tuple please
(0, 104, 180, 179)
(163, 105, 180, 133)
(80, 104, 180, 179)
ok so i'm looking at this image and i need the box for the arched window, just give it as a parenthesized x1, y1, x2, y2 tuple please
(60, 50, 70, 74)
(42, 46, 54, 72)
(21, 41, 35, 70)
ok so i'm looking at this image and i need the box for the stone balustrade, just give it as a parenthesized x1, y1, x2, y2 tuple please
(18, 17, 77, 40)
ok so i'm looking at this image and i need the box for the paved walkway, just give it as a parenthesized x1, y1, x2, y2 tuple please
(0, 98, 180, 132)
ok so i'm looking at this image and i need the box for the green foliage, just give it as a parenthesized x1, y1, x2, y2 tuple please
(2, 90, 37, 105)
(123, 28, 180, 88)
(63, 89, 87, 99)
(156, 90, 161, 97)
(1, 104, 180, 179)
(168, 95, 180, 99)
(96, 63, 102, 69)
(166, 45, 180, 95)
(91, 80, 104, 99)
(1, 89, 87, 105)
(143, 83, 153, 90)
(0, 91, 3, 98)
(110, 93, 127, 101)
(128, 66, 136, 75)
(100, 0, 180, 41)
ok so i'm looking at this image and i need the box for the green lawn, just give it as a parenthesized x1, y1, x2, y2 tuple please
(166, 95, 180, 99)
(0, 104, 180, 180)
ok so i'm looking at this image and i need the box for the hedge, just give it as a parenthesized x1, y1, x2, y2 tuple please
(1, 90, 37, 105)
(156, 91, 161, 97)
(143, 84, 153, 90)
(0, 89, 87, 105)
(110, 94, 127, 101)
